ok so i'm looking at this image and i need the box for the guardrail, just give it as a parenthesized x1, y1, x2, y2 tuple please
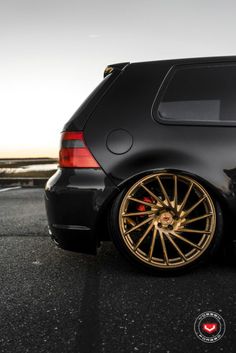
(0, 177, 48, 188)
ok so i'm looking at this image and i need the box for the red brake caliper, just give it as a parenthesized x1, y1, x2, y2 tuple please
(137, 197, 153, 212)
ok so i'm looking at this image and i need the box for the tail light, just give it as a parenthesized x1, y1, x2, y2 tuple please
(59, 131, 100, 168)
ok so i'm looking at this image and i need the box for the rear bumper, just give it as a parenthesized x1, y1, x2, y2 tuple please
(45, 168, 118, 254)
(231, 240, 236, 259)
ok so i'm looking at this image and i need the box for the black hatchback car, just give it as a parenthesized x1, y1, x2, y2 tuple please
(45, 56, 236, 274)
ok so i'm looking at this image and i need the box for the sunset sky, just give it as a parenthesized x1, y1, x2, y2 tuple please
(1, 0, 236, 157)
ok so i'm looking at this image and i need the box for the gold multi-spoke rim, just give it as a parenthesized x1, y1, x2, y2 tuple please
(119, 173, 216, 269)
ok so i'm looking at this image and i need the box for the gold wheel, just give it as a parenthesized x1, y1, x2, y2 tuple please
(119, 173, 216, 269)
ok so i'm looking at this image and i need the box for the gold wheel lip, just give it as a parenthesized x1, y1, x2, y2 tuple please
(119, 172, 216, 269)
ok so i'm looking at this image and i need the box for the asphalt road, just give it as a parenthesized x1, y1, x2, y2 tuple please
(0, 188, 235, 353)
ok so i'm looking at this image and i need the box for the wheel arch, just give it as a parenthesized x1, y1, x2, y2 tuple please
(118, 168, 227, 208)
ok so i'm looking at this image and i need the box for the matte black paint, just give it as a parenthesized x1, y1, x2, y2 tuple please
(45, 169, 118, 253)
(45, 56, 236, 253)
(106, 129, 133, 154)
(63, 71, 122, 131)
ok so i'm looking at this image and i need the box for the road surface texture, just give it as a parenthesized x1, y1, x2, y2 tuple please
(0, 188, 235, 353)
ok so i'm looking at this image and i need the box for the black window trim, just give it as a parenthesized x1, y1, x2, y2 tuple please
(152, 61, 236, 127)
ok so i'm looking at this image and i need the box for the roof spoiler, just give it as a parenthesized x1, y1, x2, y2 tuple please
(104, 62, 130, 78)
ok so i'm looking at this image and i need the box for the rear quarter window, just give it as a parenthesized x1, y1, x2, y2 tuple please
(154, 63, 236, 126)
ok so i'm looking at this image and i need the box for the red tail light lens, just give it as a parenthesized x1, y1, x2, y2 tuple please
(59, 131, 100, 168)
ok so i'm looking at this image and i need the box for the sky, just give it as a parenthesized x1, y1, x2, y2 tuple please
(1, 0, 236, 158)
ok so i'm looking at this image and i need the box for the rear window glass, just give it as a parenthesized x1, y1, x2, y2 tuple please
(157, 63, 236, 124)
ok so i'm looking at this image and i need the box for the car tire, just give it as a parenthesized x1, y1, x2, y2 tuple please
(109, 172, 223, 275)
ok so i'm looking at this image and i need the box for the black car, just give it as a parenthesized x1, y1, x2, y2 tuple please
(45, 56, 236, 274)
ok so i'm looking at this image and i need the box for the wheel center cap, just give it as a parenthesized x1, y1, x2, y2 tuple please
(159, 212, 173, 226)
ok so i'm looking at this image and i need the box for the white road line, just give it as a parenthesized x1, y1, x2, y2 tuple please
(0, 186, 21, 193)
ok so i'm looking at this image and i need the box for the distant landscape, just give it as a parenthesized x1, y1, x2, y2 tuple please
(0, 158, 58, 178)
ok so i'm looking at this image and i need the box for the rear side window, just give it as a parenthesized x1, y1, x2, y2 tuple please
(156, 63, 236, 125)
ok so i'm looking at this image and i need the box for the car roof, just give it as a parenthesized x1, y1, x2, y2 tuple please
(128, 55, 236, 67)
